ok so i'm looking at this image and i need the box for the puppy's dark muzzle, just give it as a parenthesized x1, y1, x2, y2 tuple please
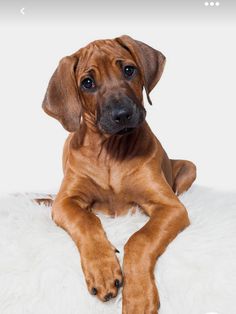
(97, 97, 146, 135)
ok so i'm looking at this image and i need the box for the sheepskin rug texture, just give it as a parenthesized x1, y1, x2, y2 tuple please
(0, 185, 236, 314)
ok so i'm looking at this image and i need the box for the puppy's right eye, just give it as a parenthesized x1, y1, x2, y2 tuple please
(81, 77, 96, 90)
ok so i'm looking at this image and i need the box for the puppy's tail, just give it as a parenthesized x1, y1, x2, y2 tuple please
(34, 194, 55, 207)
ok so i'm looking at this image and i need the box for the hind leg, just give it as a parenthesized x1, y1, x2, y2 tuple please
(171, 159, 197, 196)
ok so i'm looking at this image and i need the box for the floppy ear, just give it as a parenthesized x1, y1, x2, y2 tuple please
(116, 35, 166, 105)
(42, 55, 82, 132)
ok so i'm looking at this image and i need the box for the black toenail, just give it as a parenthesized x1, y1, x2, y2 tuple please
(104, 292, 113, 301)
(114, 279, 121, 288)
(115, 248, 120, 253)
(91, 287, 97, 295)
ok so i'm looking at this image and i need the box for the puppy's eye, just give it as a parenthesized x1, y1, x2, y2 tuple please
(124, 65, 136, 78)
(81, 77, 96, 90)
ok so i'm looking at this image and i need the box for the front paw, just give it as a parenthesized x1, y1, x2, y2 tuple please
(80, 241, 123, 302)
(122, 271, 159, 314)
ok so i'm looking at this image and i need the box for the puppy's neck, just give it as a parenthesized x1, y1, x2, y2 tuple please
(72, 120, 155, 161)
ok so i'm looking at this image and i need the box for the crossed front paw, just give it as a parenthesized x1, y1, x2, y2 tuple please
(122, 271, 160, 314)
(122, 236, 160, 314)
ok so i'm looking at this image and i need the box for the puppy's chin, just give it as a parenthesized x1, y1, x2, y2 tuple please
(97, 122, 138, 136)
(115, 127, 135, 135)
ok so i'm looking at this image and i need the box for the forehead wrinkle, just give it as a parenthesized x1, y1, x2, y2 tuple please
(78, 41, 135, 82)
(87, 51, 115, 79)
(80, 39, 133, 67)
(80, 38, 133, 59)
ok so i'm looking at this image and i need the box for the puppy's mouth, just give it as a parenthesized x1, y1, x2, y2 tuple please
(115, 127, 135, 135)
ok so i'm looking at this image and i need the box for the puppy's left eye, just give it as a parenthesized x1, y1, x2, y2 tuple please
(123, 65, 136, 78)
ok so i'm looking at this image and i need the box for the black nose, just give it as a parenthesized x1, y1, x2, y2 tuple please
(111, 107, 133, 125)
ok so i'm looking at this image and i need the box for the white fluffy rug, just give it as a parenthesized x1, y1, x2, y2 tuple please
(0, 186, 236, 314)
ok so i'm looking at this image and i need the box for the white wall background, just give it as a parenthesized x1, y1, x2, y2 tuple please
(0, 8, 235, 193)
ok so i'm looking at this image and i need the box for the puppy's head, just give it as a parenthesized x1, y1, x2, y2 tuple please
(42, 35, 166, 135)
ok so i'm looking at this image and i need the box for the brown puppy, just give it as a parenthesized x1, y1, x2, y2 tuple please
(41, 35, 196, 313)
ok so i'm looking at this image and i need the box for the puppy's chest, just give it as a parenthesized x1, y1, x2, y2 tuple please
(93, 163, 130, 195)
(90, 162, 139, 216)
